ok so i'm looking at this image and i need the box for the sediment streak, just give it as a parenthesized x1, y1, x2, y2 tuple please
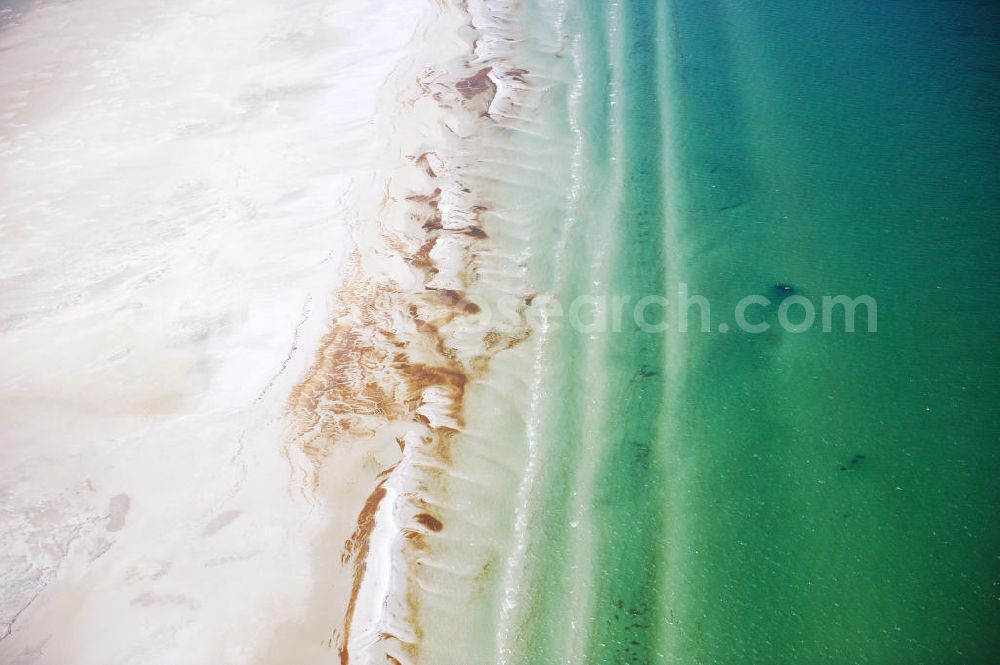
(287, 1, 536, 662)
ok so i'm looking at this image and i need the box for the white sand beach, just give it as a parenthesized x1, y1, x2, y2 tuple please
(0, 0, 427, 662)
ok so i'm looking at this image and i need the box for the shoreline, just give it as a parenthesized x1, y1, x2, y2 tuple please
(284, 1, 544, 662)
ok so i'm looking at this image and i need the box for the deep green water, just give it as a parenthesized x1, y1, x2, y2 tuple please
(504, 0, 1000, 662)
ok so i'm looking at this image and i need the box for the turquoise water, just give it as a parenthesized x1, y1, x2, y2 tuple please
(500, 0, 1000, 662)
(660, 0, 999, 661)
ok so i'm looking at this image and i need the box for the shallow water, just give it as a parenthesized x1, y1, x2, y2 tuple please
(494, 0, 1000, 662)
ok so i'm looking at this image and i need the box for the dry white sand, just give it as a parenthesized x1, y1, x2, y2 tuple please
(0, 0, 427, 662)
